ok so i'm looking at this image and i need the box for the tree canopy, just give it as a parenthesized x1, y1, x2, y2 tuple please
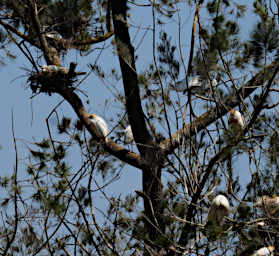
(1, 0, 279, 255)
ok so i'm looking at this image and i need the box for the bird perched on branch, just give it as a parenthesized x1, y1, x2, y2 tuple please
(173, 76, 202, 92)
(124, 125, 134, 144)
(251, 246, 275, 256)
(205, 194, 230, 240)
(228, 109, 245, 135)
(207, 194, 230, 226)
(88, 114, 110, 142)
(173, 76, 217, 93)
(255, 195, 279, 217)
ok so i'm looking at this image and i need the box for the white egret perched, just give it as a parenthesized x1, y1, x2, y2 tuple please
(251, 246, 275, 256)
(124, 125, 134, 144)
(42, 65, 69, 74)
(88, 114, 110, 142)
(45, 31, 63, 40)
(228, 109, 245, 135)
(173, 76, 201, 92)
(255, 195, 279, 217)
(207, 194, 230, 226)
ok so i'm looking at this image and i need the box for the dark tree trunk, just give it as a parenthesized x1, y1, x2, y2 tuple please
(111, 0, 165, 250)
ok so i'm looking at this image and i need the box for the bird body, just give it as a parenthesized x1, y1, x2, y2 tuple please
(208, 78, 218, 87)
(124, 125, 134, 144)
(42, 65, 69, 74)
(255, 195, 279, 217)
(207, 195, 230, 226)
(228, 109, 245, 134)
(251, 246, 275, 256)
(88, 114, 110, 141)
(174, 76, 201, 92)
(45, 31, 63, 40)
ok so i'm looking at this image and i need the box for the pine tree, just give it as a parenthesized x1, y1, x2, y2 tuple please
(1, 0, 279, 255)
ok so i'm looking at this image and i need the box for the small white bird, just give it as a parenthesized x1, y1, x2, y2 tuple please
(208, 78, 218, 87)
(45, 31, 63, 40)
(124, 125, 134, 144)
(207, 194, 230, 226)
(228, 109, 245, 135)
(251, 246, 275, 256)
(42, 65, 69, 74)
(173, 76, 202, 92)
(255, 195, 279, 217)
(88, 114, 110, 141)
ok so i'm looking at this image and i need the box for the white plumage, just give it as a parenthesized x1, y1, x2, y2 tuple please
(45, 31, 63, 40)
(209, 78, 218, 87)
(255, 195, 279, 217)
(207, 195, 230, 226)
(228, 109, 245, 134)
(174, 76, 201, 92)
(42, 65, 69, 74)
(251, 246, 275, 256)
(124, 125, 134, 144)
(88, 114, 110, 141)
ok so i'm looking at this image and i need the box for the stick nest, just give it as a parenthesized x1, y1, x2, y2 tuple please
(28, 63, 86, 95)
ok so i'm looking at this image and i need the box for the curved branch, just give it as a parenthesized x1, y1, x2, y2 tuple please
(56, 84, 146, 170)
(0, 19, 39, 47)
(71, 31, 114, 46)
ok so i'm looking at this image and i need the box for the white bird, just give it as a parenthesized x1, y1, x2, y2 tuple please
(207, 195, 230, 226)
(208, 78, 218, 87)
(251, 246, 275, 256)
(173, 76, 202, 92)
(45, 31, 63, 40)
(88, 114, 110, 141)
(42, 65, 69, 74)
(228, 109, 245, 135)
(124, 125, 134, 144)
(255, 195, 279, 217)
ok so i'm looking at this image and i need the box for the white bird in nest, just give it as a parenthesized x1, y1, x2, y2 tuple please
(207, 194, 230, 226)
(124, 125, 134, 144)
(251, 246, 275, 256)
(228, 109, 245, 135)
(42, 65, 69, 74)
(254, 195, 279, 217)
(173, 76, 201, 92)
(88, 114, 110, 142)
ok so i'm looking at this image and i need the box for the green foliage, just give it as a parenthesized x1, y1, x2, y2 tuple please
(58, 117, 71, 133)
(158, 31, 179, 79)
(247, 18, 279, 66)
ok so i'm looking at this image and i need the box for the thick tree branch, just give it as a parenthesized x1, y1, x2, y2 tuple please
(0, 19, 38, 47)
(72, 31, 114, 46)
(111, 1, 165, 245)
(57, 86, 145, 169)
(111, 0, 154, 154)
(160, 59, 279, 154)
(27, 0, 59, 66)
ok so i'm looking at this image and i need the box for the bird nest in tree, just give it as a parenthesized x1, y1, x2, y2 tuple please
(28, 63, 86, 95)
